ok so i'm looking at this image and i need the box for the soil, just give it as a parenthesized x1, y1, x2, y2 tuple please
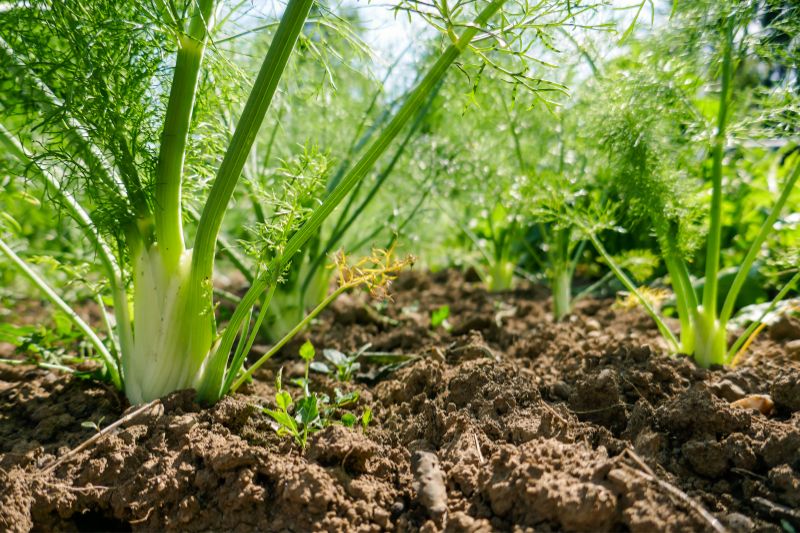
(1, 270, 799, 532)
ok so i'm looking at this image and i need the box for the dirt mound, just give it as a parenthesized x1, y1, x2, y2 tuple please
(1, 270, 798, 531)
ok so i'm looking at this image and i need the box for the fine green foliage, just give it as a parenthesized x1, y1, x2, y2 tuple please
(0, 0, 319, 404)
(4, 0, 794, 416)
(585, 0, 800, 366)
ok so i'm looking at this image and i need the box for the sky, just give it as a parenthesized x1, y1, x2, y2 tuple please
(217, 0, 673, 96)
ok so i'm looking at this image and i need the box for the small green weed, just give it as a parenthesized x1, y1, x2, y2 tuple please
(80, 417, 105, 432)
(264, 341, 372, 449)
(309, 344, 370, 382)
(430, 305, 452, 331)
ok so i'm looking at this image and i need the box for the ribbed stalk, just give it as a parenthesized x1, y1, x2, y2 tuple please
(154, 0, 217, 271)
(690, 309, 727, 368)
(552, 268, 572, 321)
(190, 0, 316, 403)
(191, 0, 315, 307)
(550, 228, 572, 320)
(664, 253, 695, 354)
(126, 246, 196, 403)
(701, 20, 734, 317)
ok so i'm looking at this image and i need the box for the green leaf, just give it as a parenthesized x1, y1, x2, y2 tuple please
(323, 348, 348, 367)
(296, 394, 319, 426)
(53, 310, 76, 336)
(0, 323, 35, 345)
(612, 249, 660, 283)
(276, 427, 294, 438)
(309, 361, 331, 374)
(340, 413, 357, 427)
(430, 305, 451, 328)
(299, 340, 315, 362)
(361, 407, 373, 430)
(490, 202, 509, 228)
(0, 213, 22, 233)
(334, 389, 359, 407)
(265, 409, 298, 434)
(275, 390, 292, 411)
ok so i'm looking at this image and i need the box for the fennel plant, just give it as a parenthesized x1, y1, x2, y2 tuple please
(587, 2, 800, 366)
(1, 0, 579, 404)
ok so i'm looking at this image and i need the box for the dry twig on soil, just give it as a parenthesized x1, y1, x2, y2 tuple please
(623, 448, 728, 533)
(40, 400, 162, 474)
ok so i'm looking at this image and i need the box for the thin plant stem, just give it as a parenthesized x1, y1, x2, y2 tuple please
(302, 83, 441, 297)
(277, 0, 509, 267)
(727, 270, 800, 363)
(231, 285, 347, 392)
(0, 238, 120, 388)
(503, 99, 526, 171)
(203, 0, 510, 401)
(572, 269, 615, 303)
(221, 283, 277, 394)
(729, 322, 767, 368)
(95, 294, 121, 364)
(590, 233, 680, 350)
(719, 161, 800, 324)
(192, 0, 315, 300)
(0, 125, 133, 375)
(701, 20, 734, 317)
(664, 254, 694, 353)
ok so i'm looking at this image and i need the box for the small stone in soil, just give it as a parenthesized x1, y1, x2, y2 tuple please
(411, 450, 448, 523)
(730, 395, 774, 416)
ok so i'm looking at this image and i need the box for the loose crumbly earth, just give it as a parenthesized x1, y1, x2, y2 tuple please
(1, 270, 799, 532)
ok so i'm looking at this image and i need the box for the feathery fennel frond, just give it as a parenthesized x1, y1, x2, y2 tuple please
(591, 73, 704, 259)
(0, 0, 176, 245)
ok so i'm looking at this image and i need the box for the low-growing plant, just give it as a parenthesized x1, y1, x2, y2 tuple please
(430, 304, 452, 331)
(227, 247, 412, 394)
(80, 417, 105, 433)
(521, 168, 592, 320)
(264, 341, 369, 449)
(309, 344, 369, 383)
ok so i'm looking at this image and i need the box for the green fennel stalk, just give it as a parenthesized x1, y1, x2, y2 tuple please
(197, 0, 511, 403)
